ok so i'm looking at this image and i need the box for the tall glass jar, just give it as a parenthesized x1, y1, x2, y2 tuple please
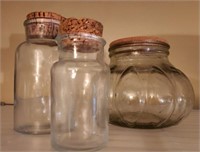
(14, 12, 61, 134)
(51, 33, 109, 151)
(109, 36, 194, 128)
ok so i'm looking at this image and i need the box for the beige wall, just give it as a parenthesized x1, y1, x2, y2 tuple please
(1, 1, 199, 109)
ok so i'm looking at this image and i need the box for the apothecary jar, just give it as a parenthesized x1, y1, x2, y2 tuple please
(109, 36, 194, 128)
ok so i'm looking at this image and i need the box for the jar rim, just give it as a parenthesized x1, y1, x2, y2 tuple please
(109, 36, 170, 50)
(24, 18, 61, 26)
(56, 32, 106, 46)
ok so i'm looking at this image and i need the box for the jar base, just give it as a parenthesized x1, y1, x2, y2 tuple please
(14, 124, 50, 134)
(110, 121, 180, 129)
(51, 141, 107, 152)
(109, 112, 180, 129)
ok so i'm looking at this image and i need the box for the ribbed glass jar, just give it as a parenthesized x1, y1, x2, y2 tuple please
(51, 33, 109, 151)
(14, 11, 61, 134)
(109, 36, 194, 128)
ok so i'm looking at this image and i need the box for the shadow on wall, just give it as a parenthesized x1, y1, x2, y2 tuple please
(1, 34, 24, 103)
(1, 34, 199, 109)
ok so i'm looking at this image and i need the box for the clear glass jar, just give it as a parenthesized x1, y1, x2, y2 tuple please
(109, 36, 194, 128)
(14, 12, 61, 134)
(51, 33, 109, 151)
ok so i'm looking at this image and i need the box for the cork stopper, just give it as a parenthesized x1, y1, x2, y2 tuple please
(24, 11, 63, 39)
(109, 36, 170, 49)
(26, 11, 62, 21)
(59, 18, 103, 37)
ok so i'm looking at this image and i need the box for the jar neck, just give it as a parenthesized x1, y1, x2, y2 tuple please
(57, 33, 106, 62)
(26, 38, 57, 46)
(59, 47, 104, 62)
(110, 45, 170, 66)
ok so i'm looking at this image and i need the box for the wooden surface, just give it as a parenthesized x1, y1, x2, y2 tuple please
(1, 106, 199, 152)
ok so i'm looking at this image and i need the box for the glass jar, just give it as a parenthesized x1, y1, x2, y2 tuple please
(14, 11, 61, 134)
(109, 36, 194, 128)
(51, 33, 109, 151)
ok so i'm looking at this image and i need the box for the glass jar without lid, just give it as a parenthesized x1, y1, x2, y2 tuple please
(51, 33, 109, 151)
(109, 36, 194, 128)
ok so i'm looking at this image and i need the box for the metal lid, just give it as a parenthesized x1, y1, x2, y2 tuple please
(59, 17, 103, 37)
(109, 36, 170, 50)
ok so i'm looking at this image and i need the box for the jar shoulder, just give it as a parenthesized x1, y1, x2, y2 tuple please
(112, 62, 181, 73)
(16, 41, 27, 51)
(15, 42, 59, 62)
(52, 60, 109, 73)
(111, 62, 192, 85)
(16, 40, 58, 52)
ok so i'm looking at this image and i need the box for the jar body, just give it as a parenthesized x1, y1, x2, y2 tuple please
(14, 39, 59, 134)
(51, 34, 109, 151)
(109, 45, 194, 128)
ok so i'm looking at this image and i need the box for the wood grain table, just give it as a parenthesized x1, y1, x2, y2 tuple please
(1, 106, 199, 152)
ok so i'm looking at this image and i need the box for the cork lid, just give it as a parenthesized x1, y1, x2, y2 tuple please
(59, 17, 103, 37)
(24, 11, 63, 39)
(109, 36, 170, 50)
(26, 11, 62, 21)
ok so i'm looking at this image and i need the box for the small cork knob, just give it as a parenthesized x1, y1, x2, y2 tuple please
(59, 18, 103, 37)
(26, 11, 62, 21)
